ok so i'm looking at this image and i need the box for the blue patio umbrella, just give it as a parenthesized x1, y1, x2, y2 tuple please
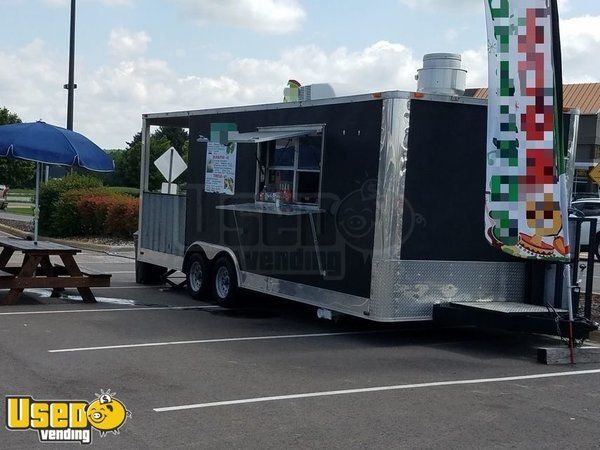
(0, 121, 114, 241)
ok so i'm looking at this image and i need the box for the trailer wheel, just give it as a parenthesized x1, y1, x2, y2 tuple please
(186, 254, 210, 300)
(212, 257, 238, 308)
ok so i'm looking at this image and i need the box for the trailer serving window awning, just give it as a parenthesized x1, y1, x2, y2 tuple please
(228, 126, 322, 144)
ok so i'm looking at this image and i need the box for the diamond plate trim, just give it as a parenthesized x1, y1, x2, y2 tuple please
(369, 260, 527, 321)
(449, 302, 565, 315)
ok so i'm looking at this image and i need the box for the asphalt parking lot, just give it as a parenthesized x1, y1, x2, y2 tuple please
(1, 250, 600, 449)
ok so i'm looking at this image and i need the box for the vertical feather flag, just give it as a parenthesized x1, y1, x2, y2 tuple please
(485, 0, 569, 262)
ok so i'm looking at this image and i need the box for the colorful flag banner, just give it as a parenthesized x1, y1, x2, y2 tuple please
(484, 0, 569, 261)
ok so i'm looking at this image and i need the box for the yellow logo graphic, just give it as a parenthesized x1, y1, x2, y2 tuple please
(6, 389, 131, 445)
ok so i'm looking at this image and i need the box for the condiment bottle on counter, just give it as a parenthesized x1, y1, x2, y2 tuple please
(275, 191, 281, 209)
(282, 183, 292, 204)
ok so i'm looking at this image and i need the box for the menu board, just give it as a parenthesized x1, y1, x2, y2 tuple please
(205, 141, 237, 195)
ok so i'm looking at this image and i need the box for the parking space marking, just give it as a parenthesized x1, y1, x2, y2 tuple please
(153, 369, 600, 412)
(0, 305, 218, 316)
(48, 331, 382, 353)
(93, 285, 161, 289)
(99, 271, 136, 274)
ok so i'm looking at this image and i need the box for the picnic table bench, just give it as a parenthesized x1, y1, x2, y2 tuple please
(0, 237, 111, 305)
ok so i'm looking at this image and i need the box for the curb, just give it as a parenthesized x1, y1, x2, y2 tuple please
(0, 222, 134, 254)
(0, 223, 29, 239)
(45, 237, 135, 254)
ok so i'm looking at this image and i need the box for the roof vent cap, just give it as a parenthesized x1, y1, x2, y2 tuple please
(416, 53, 467, 96)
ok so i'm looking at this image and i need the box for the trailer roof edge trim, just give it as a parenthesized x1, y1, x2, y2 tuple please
(142, 90, 488, 124)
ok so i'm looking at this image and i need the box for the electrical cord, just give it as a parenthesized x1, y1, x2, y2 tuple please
(545, 303, 568, 344)
(545, 302, 596, 347)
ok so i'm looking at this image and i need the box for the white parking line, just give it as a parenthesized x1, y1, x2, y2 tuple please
(0, 305, 218, 317)
(48, 331, 381, 353)
(102, 271, 136, 274)
(93, 285, 160, 289)
(153, 369, 600, 412)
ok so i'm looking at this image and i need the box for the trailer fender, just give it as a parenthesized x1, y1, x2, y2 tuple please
(182, 245, 206, 274)
(184, 242, 242, 281)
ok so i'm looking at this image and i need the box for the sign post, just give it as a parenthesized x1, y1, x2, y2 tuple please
(154, 146, 187, 195)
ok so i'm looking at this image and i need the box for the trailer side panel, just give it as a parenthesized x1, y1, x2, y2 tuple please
(186, 100, 383, 299)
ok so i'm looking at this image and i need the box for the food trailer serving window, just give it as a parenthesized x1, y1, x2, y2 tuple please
(228, 125, 325, 207)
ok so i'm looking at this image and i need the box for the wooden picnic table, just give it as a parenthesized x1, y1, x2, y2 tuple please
(0, 237, 111, 305)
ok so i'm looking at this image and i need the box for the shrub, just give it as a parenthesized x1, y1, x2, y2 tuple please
(77, 196, 112, 236)
(105, 197, 139, 238)
(37, 174, 140, 239)
(46, 188, 110, 237)
(76, 194, 139, 238)
(39, 174, 103, 235)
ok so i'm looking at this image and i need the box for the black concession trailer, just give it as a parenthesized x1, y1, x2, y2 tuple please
(136, 90, 597, 338)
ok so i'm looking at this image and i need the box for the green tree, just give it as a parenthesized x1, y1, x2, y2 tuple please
(111, 127, 189, 190)
(154, 127, 188, 154)
(0, 107, 36, 188)
(113, 133, 173, 190)
(0, 107, 20, 125)
(96, 149, 126, 186)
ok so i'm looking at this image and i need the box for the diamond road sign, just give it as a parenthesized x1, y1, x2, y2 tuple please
(589, 163, 600, 187)
(154, 147, 187, 183)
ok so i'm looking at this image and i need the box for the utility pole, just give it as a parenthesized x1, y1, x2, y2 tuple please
(51, 0, 76, 181)
(64, 0, 77, 131)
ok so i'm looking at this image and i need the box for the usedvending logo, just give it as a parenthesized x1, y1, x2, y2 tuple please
(6, 389, 131, 444)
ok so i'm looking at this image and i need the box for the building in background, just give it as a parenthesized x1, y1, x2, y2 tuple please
(465, 84, 600, 199)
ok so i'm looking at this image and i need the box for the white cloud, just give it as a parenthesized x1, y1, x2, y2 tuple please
(399, 0, 480, 13)
(0, 40, 65, 124)
(108, 28, 151, 58)
(40, 0, 68, 6)
(100, 0, 133, 5)
(41, 0, 134, 7)
(171, 0, 306, 34)
(445, 28, 460, 42)
(462, 47, 488, 88)
(88, 39, 419, 147)
(559, 0, 571, 12)
(460, 11, 600, 87)
(0, 37, 419, 148)
(399, 0, 570, 14)
(2, 10, 600, 149)
(560, 15, 600, 83)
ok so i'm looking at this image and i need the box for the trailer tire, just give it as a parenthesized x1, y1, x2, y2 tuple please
(135, 261, 167, 285)
(186, 254, 210, 300)
(212, 257, 238, 308)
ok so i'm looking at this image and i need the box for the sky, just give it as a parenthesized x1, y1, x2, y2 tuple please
(0, 0, 600, 149)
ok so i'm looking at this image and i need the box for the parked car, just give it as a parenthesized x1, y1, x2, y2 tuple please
(0, 185, 8, 210)
(571, 198, 600, 260)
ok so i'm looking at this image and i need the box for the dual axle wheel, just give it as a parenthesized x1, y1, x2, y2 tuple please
(186, 254, 238, 307)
